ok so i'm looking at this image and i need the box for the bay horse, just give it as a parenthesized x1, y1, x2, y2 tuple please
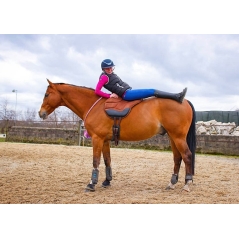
(39, 79, 196, 192)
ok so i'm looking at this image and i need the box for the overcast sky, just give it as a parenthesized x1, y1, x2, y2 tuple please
(1, 34, 239, 113)
(1, 1, 239, 116)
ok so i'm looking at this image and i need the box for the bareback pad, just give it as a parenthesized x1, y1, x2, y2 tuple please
(104, 97, 142, 145)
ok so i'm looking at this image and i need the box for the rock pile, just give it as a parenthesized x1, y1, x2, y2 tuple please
(196, 120, 239, 136)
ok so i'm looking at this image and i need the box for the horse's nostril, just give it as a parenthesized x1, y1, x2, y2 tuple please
(39, 111, 47, 119)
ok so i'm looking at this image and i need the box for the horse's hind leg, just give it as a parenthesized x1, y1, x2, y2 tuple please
(101, 140, 112, 188)
(173, 138, 194, 192)
(165, 139, 182, 190)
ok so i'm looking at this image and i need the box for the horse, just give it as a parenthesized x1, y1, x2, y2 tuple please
(39, 79, 196, 192)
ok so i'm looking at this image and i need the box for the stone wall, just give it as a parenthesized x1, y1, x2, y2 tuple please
(6, 126, 80, 145)
(83, 134, 239, 156)
(196, 135, 239, 155)
(196, 120, 239, 136)
(6, 126, 239, 156)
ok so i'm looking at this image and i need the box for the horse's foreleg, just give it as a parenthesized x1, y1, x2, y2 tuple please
(166, 139, 182, 190)
(101, 140, 112, 188)
(85, 136, 104, 192)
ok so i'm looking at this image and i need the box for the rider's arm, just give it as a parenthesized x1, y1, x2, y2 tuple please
(95, 75, 111, 98)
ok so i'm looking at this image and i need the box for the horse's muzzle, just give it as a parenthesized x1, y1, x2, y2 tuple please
(38, 110, 48, 120)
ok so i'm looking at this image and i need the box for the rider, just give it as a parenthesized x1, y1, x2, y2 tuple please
(95, 59, 187, 102)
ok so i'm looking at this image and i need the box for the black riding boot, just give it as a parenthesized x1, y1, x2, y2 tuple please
(154, 87, 187, 103)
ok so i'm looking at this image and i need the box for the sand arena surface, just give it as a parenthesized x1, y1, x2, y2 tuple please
(0, 142, 239, 204)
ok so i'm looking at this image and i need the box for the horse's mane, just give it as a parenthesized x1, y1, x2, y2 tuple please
(53, 83, 95, 91)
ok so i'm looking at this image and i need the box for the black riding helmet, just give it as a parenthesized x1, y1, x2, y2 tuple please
(101, 59, 115, 69)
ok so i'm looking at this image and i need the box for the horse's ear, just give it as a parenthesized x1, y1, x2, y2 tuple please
(47, 78, 52, 85)
(46, 78, 57, 89)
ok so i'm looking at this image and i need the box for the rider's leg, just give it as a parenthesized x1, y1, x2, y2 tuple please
(154, 87, 187, 103)
(123, 88, 187, 103)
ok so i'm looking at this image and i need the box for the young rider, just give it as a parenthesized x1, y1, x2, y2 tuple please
(95, 59, 187, 102)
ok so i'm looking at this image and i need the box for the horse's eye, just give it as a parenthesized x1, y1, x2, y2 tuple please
(45, 93, 49, 98)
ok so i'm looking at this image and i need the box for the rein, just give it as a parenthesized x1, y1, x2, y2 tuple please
(84, 97, 103, 124)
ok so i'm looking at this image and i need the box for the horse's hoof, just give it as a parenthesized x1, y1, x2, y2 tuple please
(182, 181, 193, 192)
(102, 180, 111, 188)
(165, 182, 175, 190)
(182, 185, 190, 192)
(85, 183, 95, 192)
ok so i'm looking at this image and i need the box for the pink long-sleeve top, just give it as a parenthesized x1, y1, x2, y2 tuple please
(95, 74, 111, 98)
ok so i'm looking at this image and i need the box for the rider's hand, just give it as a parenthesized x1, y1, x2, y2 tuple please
(110, 93, 118, 98)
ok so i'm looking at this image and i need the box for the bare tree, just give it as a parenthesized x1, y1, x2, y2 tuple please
(58, 108, 81, 129)
(0, 99, 16, 133)
(0, 99, 15, 121)
(38, 108, 62, 128)
(0, 100, 81, 130)
(21, 108, 37, 122)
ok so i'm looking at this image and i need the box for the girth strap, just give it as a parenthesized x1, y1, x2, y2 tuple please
(112, 117, 122, 146)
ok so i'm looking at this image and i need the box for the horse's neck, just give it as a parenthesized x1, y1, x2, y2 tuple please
(57, 85, 99, 119)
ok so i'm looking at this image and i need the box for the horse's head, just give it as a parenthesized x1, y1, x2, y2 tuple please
(39, 79, 64, 119)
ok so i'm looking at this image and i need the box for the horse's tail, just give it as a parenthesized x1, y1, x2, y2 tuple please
(186, 100, 196, 175)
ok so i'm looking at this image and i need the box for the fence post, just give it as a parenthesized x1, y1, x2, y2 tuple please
(78, 120, 83, 146)
(5, 119, 9, 142)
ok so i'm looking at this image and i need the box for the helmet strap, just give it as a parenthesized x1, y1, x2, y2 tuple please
(102, 67, 115, 73)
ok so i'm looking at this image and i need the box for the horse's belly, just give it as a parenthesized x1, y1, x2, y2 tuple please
(119, 120, 163, 141)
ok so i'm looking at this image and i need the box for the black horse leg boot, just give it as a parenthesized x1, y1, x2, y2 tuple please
(154, 87, 187, 103)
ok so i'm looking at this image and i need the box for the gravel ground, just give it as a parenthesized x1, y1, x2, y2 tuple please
(1, 142, 239, 204)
